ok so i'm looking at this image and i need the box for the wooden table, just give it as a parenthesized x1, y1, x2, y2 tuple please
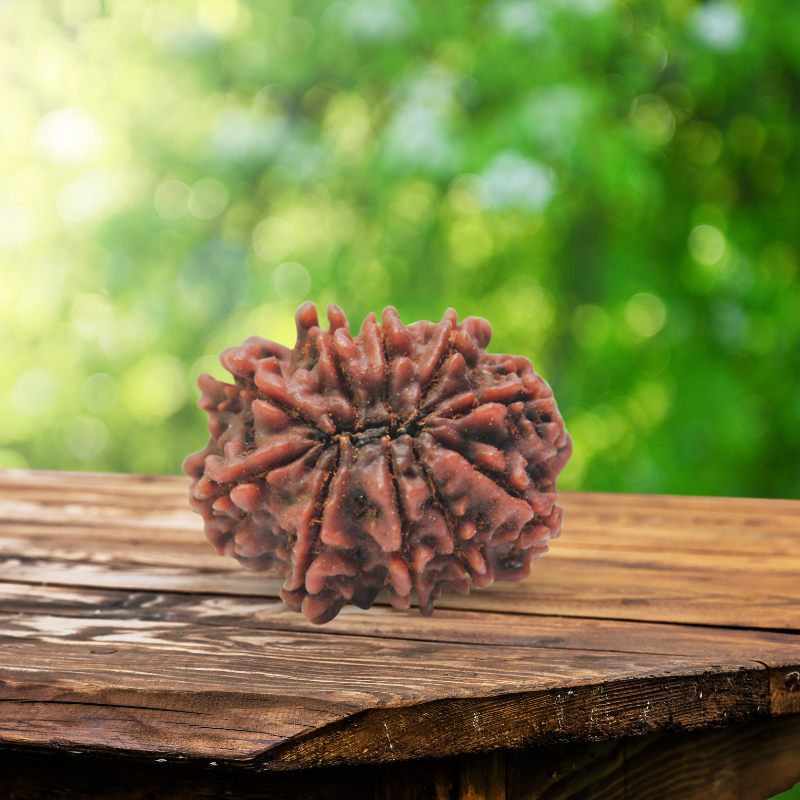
(1, 469, 799, 799)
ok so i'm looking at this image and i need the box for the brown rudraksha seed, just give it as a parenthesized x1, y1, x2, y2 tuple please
(183, 303, 572, 624)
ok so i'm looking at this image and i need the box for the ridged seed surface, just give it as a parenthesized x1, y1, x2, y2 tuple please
(184, 302, 572, 624)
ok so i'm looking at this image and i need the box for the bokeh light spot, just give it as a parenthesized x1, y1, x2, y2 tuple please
(449, 217, 493, 267)
(626, 293, 666, 337)
(12, 371, 58, 418)
(391, 188, 435, 230)
(71, 293, 114, 337)
(120, 356, 189, 423)
(57, 183, 95, 223)
(35, 107, 98, 164)
(190, 178, 229, 219)
(682, 122, 723, 166)
(99, 317, 142, 364)
(243, 304, 298, 347)
(17, 290, 61, 333)
(631, 94, 675, 147)
(337, 0, 417, 42)
(688, 225, 726, 265)
(0, 208, 36, 249)
(178, 240, 251, 318)
(63, 0, 101, 21)
(56, 416, 111, 461)
(82, 373, 119, 414)
(277, 18, 315, 52)
(196, 0, 242, 37)
(274, 262, 311, 303)
(632, 380, 672, 427)
(490, 0, 545, 40)
(480, 151, 554, 211)
(154, 180, 191, 219)
(690, 1, 744, 53)
(501, 276, 555, 337)
(142, 4, 182, 44)
(448, 175, 485, 215)
(252, 217, 295, 261)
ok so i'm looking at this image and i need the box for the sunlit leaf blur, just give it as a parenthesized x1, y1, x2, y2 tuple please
(1, 0, 799, 500)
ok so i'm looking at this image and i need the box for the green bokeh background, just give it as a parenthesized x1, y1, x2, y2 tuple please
(1, 0, 799, 504)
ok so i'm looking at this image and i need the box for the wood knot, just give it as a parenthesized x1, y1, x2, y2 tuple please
(785, 671, 800, 692)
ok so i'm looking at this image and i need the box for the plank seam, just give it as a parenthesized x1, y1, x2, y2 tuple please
(1, 576, 798, 637)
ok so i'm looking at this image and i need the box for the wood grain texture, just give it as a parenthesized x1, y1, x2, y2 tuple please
(0, 469, 798, 774)
(2, 584, 800, 666)
(0, 608, 769, 766)
(1, 470, 799, 629)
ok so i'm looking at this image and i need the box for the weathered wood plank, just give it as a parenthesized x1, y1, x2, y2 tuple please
(0, 610, 771, 767)
(3, 546, 798, 630)
(2, 583, 798, 743)
(1, 469, 798, 776)
(0, 555, 281, 596)
(435, 549, 800, 629)
(2, 471, 799, 630)
(4, 469, 799, 516)
(5, 473, 800, 559)
(2, 583, 800, 669)
(263, 670, 767, 770)
(5, 470, 800, 549)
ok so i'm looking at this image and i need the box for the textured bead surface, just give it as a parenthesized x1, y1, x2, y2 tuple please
(184, 303, 572, 624)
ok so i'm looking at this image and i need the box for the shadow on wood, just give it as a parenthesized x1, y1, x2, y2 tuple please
(507, 714, 800, 800)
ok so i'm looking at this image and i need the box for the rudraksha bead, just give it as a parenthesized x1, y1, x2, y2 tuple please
(184, 303, 572, 623)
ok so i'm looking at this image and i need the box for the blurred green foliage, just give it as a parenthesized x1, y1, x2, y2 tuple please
(1, 0, 799, 500)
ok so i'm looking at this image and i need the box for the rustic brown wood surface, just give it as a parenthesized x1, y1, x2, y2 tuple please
(0, 469, 799, 799)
